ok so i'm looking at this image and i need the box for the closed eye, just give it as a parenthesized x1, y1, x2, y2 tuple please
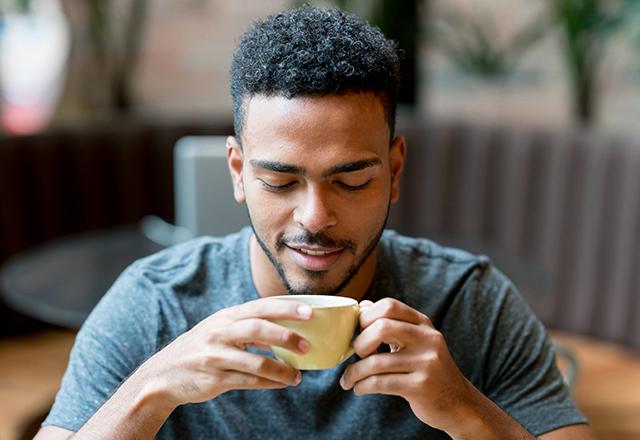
(335, 179, 372, 191)
(258, 179, 297, 192)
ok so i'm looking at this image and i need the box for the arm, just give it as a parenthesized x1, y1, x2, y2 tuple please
(540, 425, 598, 439)
(34, 421, 596, 440)
(340, 298, 597, 439)
(38, 359, 176, 439)
(34, 298, 313, 439)
(33, 426, 73, 440)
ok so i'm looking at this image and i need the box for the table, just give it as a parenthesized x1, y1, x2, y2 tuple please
(550, 331, 640, 440)
(0, 225, 163, 329)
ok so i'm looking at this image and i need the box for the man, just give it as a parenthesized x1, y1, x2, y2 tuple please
(36, 5, 595, 439)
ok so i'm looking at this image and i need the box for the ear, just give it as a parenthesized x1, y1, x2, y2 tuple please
(226, 136, 245, 203)
(389, 135, 406, 204)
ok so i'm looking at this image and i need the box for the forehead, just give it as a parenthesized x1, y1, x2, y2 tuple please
(241, 93, 390, 167)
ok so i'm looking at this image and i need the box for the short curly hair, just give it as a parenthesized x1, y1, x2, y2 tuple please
(230, 5, 401, 141)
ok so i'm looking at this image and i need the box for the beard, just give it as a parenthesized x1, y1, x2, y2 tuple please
(248, 203, 390, 296)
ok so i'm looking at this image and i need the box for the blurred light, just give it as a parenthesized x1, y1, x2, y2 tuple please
(0, 0, 70, 135)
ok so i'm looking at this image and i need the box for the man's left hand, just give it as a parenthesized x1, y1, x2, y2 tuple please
(339, 297, 482, 434)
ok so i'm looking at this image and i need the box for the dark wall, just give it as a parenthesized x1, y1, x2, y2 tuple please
(3, 116, 639, 350)
(0, 119, 233, 334)
(394, 117, 640, 350)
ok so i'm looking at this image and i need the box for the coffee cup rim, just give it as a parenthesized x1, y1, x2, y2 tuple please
(268, 294, 357, 309)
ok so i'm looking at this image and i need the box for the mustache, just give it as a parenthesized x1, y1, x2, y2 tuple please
(277, 230, 355, 252)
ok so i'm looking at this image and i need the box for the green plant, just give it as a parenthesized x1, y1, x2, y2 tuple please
(84, 0, 149, 113)
(14, 0, 29, 11)
(431, 8, 548, 80)
(0, 0, 30, 12)
(431, 1, 640, 125)
(549, 0, 639, 124)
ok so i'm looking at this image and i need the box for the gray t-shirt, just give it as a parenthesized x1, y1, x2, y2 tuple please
(44, 227, 587, 438)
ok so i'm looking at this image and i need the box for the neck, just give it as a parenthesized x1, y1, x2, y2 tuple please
(249, 234, 377, 302)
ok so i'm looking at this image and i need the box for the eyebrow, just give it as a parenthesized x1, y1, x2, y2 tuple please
(249, 160, 304, 174)
(323, 159, 382, 177)
(249, 158, 382, 177)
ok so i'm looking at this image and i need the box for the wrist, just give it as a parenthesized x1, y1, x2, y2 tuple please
(129, 362, 181, 417)
(445, 405, 494, 439)
(75, 362, 178, 438)
(443, 388, 493, 439)
(443, 380, 534, 440)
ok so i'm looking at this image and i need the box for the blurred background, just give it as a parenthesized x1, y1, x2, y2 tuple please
(1, 0, 640, 439)
(3, 0, 640, 132)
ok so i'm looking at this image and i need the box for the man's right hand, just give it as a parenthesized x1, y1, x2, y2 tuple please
(140, 297, 313, 407)
(34, 297, 312, 440)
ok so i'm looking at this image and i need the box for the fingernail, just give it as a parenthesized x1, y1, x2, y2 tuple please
(298, 339, 311, 353)
(339, 375, 347, 389)
(297, 305, 312, 318)
(295, 371, 302, 384)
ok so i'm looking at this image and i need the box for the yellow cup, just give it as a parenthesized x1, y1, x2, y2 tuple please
(270, 295, 359, 370)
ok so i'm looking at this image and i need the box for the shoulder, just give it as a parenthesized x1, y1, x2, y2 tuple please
(84, 228, 250, 342)
(380, 230, 489, 268)
(130, 228, 247, 283)
(378, 230, 499, 294)
(377, 230, 519, 329)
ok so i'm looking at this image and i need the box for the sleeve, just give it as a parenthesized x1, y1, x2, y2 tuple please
(444, 263, 588, 436)
(42, 262, 162, 432)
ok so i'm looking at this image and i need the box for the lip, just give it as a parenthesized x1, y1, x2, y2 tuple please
(286, 245, 344, 271)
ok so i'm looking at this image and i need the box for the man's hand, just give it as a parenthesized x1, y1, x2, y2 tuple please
(339, 298, 534, 438)
(53, 297, 313, 440)
(142, 297, 313, 408)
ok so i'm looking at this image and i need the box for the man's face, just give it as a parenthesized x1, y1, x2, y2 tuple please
(228, 92, 405, 296)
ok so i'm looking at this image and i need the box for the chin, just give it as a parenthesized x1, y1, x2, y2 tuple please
(284, 267, 355, 296)
(286, 284, 342, 296)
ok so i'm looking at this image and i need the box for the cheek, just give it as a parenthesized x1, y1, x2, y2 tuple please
(341, 193, 389, 231)
(358, 181, 391, 212)
(245, 190, 291, 229)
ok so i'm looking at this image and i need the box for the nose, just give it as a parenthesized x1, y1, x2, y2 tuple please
(292, 185, 337, 233)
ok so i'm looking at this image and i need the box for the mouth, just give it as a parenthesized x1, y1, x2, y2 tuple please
(286, 244, 345, 271)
